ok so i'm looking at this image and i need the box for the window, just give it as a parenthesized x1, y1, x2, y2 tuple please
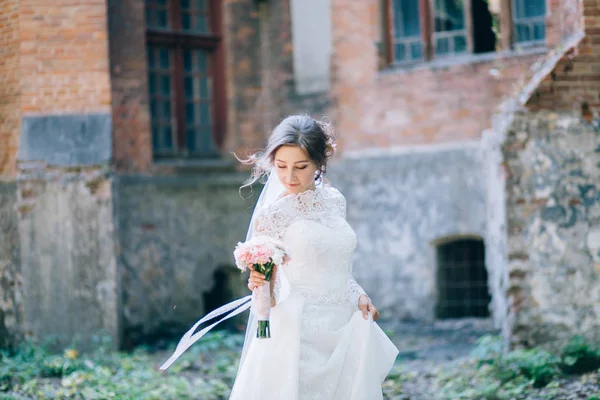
(433, 0, 467, 56)
(384, 0, 546, 66)
(391, 0, 423, 63)
(435, 238, 490, 319)
(386, 0, 470, 64)
(512, 0, 546, 46)
(145, 0, 225, 158)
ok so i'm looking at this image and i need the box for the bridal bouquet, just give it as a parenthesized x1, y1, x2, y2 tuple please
(234, 236, 287, 338)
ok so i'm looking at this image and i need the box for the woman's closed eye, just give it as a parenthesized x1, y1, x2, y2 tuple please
(276, 165, 308, 170)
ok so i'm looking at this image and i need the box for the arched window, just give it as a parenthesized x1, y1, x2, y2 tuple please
(435, 238, 490, 319)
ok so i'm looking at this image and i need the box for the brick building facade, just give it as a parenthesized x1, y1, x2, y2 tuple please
(0, 0, 597, 350)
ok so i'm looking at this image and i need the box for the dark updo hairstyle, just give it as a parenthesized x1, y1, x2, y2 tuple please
(239, 114, 336, 191)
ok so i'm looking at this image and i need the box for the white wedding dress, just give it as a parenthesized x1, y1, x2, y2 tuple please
(229, 185, 399, 400)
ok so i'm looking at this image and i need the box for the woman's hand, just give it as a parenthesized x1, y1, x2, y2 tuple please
(358, 294, 379, 321)
(247, 268, 266, 291)
(247, 265, 278, 292)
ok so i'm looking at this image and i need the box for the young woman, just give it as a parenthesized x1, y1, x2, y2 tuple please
(230, 115, 399, 400)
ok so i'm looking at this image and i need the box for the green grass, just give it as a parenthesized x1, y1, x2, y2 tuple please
(436, 335, 600, 400)
(1, 332, 598, 400)
(0, 331, 243, 400)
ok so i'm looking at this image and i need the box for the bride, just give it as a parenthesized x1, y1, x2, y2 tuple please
(229, 115, 399, 399)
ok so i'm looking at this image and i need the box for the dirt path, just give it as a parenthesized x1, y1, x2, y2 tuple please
(385, 318, 498, 400)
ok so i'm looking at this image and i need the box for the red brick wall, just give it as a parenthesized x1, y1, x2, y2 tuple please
(224, 0, 330, 162)
(528, 1, 600, 113)
(108, 0, 152, 173)
(107, 0, 269, 172)
(222, 0, 264, 158)
(0, 0, 20, 178)
(20, 0, 111, 114)
(107, 0, 330, 172)
(330, 1, 543, 152)
(546, 0, 584, 48)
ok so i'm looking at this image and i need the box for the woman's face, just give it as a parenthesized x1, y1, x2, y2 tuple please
(274, 145, 318, 195)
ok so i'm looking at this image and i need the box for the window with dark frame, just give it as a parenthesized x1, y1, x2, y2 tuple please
(435, 238, 491, 319)
(145, 0, 225, 159)
(512, 0, 546, 46)
(391, 0, 423, 63)
(385, 0, 546, 66)
(433, 0, 467, 56)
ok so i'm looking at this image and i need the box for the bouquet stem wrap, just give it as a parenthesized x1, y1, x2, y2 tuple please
(234, 236, 287, 339)
(252, 261, 274, 338)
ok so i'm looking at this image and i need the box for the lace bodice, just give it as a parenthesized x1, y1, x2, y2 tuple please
(253, 185, 366, 306)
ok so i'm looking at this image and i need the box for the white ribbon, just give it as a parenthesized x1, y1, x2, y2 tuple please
(159, 295, 253, 370)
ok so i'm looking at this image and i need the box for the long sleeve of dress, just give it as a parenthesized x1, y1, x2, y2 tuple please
(252, 210, 288, 306)
(339, 193, 367, 306)
(348, 275, 366, 306)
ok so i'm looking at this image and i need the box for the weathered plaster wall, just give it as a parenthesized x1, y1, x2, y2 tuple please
(17, 167, 118, 350)
(115, 174, 254, 347)
(330, 143, 487, 323)
(0, 183, 21, 348)
(503, 111, 600, 347)
(484, 0, 598, 348)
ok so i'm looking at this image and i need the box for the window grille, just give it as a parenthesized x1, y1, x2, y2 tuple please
(433, 0, 467, 56)
(145, 0, 224, 158)
(391, 0, 424, 63)
(436, 238, 490, 319)
(512, 0, 546, 45)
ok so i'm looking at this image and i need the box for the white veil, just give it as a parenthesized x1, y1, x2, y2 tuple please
(159, 167, 291, 371)
(237, 167, 291, 371)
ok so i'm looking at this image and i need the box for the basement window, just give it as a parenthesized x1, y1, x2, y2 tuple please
(435, 238, 491, 319)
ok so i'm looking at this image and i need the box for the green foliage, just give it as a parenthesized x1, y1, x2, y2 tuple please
(495, 348, 561, 387)
(471, 335, 600, 384)
(559, 336, 600, 374)
(437, 334, 600, 399)
(0, 332, 244, 400)
(2, 331, 598, 400)
(437, 336, 600, 400)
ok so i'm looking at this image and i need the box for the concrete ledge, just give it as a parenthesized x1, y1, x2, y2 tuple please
(18, 113, 112, 166)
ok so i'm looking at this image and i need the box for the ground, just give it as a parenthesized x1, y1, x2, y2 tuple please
(1, 320, 599, 399)
(386, 319, 600, 400)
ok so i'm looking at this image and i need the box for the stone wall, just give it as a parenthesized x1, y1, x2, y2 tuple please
(8, 0, 116, 350)
(503, 110, 600, 347)
(16, 167, 119, 351)
(0, 183, 21, 348)
(495, 1, 600, 348)
(330, 143, 487, 323)
(0, 0, 21, 349)
(115, 174, 255, 348)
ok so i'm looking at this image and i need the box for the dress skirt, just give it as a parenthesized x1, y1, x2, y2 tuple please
(229, 291, 398, 400)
